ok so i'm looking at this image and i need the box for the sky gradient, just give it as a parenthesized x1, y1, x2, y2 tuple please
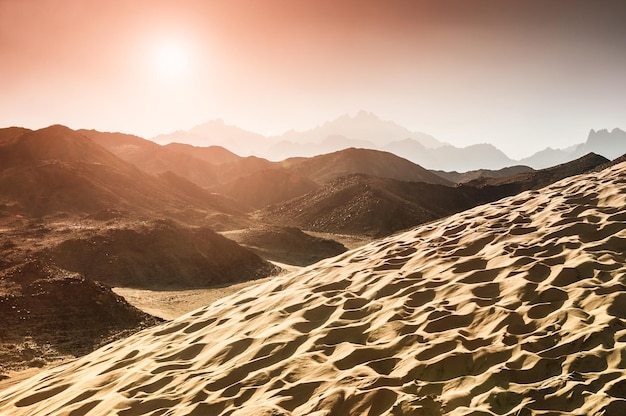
(1, 0, 625, 159)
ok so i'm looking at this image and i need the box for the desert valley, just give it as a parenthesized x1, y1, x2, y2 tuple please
(2, 0, 626, 414)
(0, 119, 625, 415)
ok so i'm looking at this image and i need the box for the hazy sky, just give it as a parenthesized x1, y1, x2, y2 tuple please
(1, 0, 625, 158)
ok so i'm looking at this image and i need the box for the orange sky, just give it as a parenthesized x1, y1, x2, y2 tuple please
(1, 0, 625, 158)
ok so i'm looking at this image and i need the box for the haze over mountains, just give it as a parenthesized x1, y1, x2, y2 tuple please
(1, 125, 612, 235)
(153, 111, 626, 171)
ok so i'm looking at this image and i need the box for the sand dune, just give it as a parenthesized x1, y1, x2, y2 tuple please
(2, 162, 626, 415)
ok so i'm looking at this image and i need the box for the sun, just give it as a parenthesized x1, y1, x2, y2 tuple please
(154, 42, 190, 81)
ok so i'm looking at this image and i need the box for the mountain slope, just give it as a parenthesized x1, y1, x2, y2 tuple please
(164, 143, 241, 164)
(43, 219, 279, 288)
(434, 165, 534, 184)
(522, 128, 626, 168)
(275, 111, 443, 148)
(573, 128, 626, 160)
(3, 161, 626, 415)
(0, 127, 32, 143)
(284, 147, 452, 185)
(261, 174, 490, 237)
(80, 129, 221, 188)
(152, 119, 268, 156)
(211, 169, 320, 210)
(466, 152, 609, 190)
(263, 154, 607, 237)
(0, 260, 161, 374)
(0, 126, 239, 219)
(226, 226, 347, 266)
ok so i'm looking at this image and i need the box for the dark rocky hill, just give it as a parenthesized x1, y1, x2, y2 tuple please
(228, 226, 347, 266)
(0, 260, 161, 375)
(434, 165, 534, 184)
(261, 174, 488, 237)
(262, 154, 608, 237)
(465, 152, 609, 190)
(43, 219, 280, 288)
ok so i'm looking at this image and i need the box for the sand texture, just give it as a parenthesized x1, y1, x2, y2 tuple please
(2, 162, 626, 415)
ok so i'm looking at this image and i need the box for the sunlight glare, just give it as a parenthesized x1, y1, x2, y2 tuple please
(154, 42, 190, 81)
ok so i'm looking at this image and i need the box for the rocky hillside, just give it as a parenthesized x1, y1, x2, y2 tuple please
(0, 261, 161, 375)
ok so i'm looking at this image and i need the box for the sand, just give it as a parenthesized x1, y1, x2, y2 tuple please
(2, 162, 626, 415)
(112, 262, 298, 321)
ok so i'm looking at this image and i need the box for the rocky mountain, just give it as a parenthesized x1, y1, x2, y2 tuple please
(434, 165, 534, 184)
(261, 174, 491, 237)
(466, 152, 610, 191)
(262, 153, 608, 237)
(402, 143, 518, 171)
(266, 111, 442, 159)
(152, 111, 444, 163)
(152, 119, 268, 156)
(85, 129, 282, 188)
(521, 128, 626, 169)
(266, 134, 376, 161)
(282, 111, 442, 147)
(283, 147, 452, 186)
(80, 129, 221, 188)
(7, 160, 626, 416)
(0, 126, 248, 222)
(0, 127, 32, 143)
(574, 128, 626, 160)
(150, 113, 625, 172)
(518, 146, 574, 170)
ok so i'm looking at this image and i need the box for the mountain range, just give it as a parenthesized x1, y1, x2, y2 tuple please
(2, 125, 613, 236)
(153, 112, 626, 171)
(0, 122, 618, 380)
(260, 153, 609, 237)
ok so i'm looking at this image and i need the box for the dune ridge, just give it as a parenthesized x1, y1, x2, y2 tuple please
(2, 162, 626, 415)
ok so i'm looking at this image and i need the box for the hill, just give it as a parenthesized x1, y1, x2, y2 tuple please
(85, 129, 281, 188)
(164, 143, 241, 164)
(211, 169, 320, 210)
(41, 219, 280, 288)
(389, 142, 518, 172)
(284, 147, 452, 186)
(261, 174, 490, 237)
(434, 165, 534, 184)
(262, 154, 607, 237)
(0, 260, 161, 375)
(466, 152, 609, 190)
(152, 119, 269, 157)
(225, 226, 347, 266)
(80, 129, 221, 188)
(0, 126, 241, 221)
(275, 111, 443, 149)
(3, 161, 626, 415)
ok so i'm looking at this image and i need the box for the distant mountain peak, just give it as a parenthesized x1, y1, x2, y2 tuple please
(354, 110, 379, 119)
(325, 110, 382, 126)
